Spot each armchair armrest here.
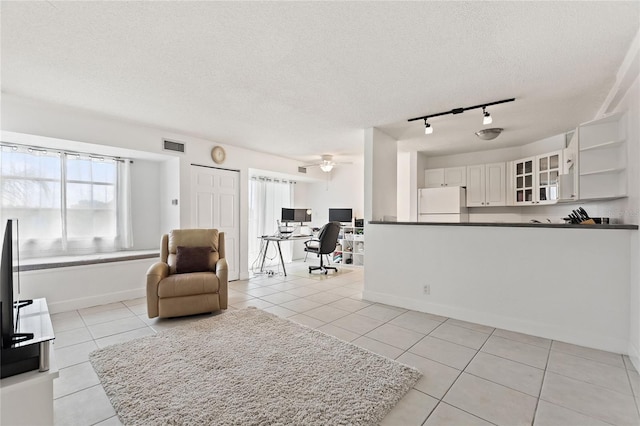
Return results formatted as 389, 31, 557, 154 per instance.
146, 262, 169, 318
215, 258, 229, 309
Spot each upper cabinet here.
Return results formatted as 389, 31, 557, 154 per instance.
513, 151, 562, 205
578, 112, 627, 200
425, 166, 466, 188
466, 163, 506, 207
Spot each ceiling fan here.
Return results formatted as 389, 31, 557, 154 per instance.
303, 155, 351, 173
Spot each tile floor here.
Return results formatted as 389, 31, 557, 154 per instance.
50, 261, 640, 426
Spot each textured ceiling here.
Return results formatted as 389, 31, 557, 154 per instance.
1, 1, 638, 162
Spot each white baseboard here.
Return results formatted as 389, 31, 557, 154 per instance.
48, 288, 146, 314
363, 290, 628, 354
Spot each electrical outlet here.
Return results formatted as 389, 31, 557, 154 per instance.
423, 284, 430, 295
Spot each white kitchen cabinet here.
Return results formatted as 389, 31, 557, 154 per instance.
578, 112, 627, 200
466, 163, 506, 207
425, 168, 445, 187
424, 166, 466, 188
513, 151, 562, 205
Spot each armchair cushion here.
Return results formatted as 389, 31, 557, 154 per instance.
176, 246, 211, 274
157, 272, 220, 298
167, 229, 220, 274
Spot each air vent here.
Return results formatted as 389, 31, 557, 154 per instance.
163, 139, 185, 153
298, 166, 307, 173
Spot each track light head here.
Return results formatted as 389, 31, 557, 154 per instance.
482, 107, 492, 125
424, 120, 433, 135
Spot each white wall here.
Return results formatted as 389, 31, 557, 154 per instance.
617, 74, 640, 366
364, 128, 397, 221
1, 94, 329, 310
295, 162, 365, 226
20, 259, 156, 313
130, 159, 162, 250
365, 223, 632, 353
425, 145, 525, 169
423, 134, 565, 169
397, 152, 411, 222
159, 157, 181, 233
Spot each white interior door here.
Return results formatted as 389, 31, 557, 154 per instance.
191, 165, 240, 281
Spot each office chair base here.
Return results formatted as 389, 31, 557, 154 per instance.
308, 265, 337, 275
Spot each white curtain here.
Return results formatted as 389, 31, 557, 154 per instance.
0, 146, 64, 257
248, 176, 294, 269
117, 160, 133, 249
0, 144, 133, 258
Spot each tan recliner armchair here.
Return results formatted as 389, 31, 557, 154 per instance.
146, 229, 228, 318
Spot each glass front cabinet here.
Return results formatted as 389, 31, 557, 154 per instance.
513, 150, 562, 205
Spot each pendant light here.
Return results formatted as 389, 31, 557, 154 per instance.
475, 128, 503, 140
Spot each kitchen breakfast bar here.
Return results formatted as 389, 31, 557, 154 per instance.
363, 221, 638, 355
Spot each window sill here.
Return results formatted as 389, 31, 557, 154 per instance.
20, 250, 159, 271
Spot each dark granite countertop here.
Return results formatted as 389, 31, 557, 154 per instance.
368, 221, 638, 230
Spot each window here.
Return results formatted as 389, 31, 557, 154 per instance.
0, 145, 133, 258
248, 176, 294, 270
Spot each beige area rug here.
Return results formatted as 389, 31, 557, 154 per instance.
89, 307, 421, 425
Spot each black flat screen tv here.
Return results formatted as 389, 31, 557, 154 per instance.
1, 219, 32, 348
329, 208, 353, 223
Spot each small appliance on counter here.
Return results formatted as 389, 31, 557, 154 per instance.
418, 187, 468, 223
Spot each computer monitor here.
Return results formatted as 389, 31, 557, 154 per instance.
281, 208, 311, 224
294, 208, 312, 223
329, 208, 352, 223
281, 208, 295, 223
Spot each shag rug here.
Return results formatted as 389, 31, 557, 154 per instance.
89, 307, 421, 425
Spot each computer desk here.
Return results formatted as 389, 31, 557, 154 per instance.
260, 234, 313, 276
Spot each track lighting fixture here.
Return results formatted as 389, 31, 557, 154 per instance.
424, 120, 433, 135
408, 98, 515, 135
482, 107, 492, 125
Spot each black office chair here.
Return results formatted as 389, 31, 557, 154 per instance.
304, 221, 341, 274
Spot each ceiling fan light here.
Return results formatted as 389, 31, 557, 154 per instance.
320, 163, 334, 172
475, 128, 504, 140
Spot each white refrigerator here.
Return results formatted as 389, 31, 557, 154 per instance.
418, 187, 469, 223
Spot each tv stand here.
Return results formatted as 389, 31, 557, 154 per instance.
1, 298, 57, 426
2, 299, 35, 347
1, 298, 55, 378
